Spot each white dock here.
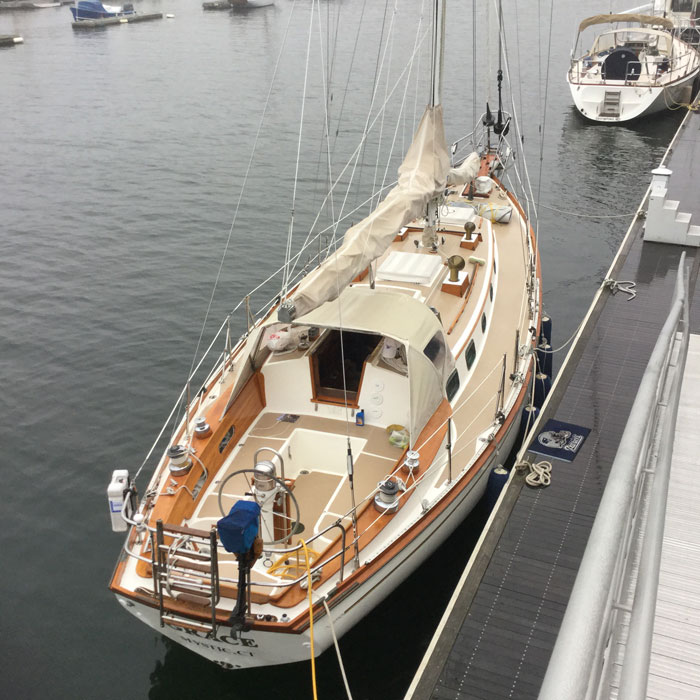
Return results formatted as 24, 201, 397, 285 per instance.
642, 334, 700, 700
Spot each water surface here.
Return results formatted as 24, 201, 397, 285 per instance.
0, 1, 683, 698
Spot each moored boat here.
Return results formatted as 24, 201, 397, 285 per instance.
108, 0, 542, 671
567, 13, 700, 122
70, 0, 133, 20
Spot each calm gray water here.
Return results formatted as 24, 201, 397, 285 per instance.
0, 1, 683, 698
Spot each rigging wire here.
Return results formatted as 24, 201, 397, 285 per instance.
331, 0, 367, 150
329, 20, 429, 261
315, 0, 339, 264
322, 599, 354, 700
288, 23, 430, 282
378, 7, 425, 196
370, 1, 399, 211
534, 0, 555, 227
309, 0, 341, 235
494, 0, 539, 231
282, 1, 316, 299
513, 0, 524, 135
355, 0, 392, 213
169, 0, 299, 441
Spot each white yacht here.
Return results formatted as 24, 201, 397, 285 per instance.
567, 13, 700, 122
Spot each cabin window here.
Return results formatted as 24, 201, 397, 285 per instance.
489, 284, 493, 301
424, 331, 447, 375
218, 426, 235, 453
311, 329, 380, 404
481, 313, 487, 333
446, 369, 460, 401
465, 340, 476, 370
493, 258, 497, 274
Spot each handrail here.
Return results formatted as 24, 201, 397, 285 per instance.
616, 261, 690, 700
538, 253, 688, 700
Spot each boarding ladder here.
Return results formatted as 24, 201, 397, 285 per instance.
153, 520, 220, 636
600, 91, 621, 118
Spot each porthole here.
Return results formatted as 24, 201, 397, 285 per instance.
465, 340, 476, 370
481, 313, 487, 333
446, 369, 460, 401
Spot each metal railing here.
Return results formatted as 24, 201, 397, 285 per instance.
538, 253, 690, 700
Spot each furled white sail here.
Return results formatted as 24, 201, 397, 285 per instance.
281, 105, 455, 321
446, 152, 480, 186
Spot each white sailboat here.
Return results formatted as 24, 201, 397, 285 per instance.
108, 0, 542, 670
631, 0, 700, 29
567, 12, 700, 122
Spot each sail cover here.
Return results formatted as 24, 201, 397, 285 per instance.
578, 14, 674, 32
283, 105, 452, 321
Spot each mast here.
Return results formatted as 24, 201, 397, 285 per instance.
430, 0, 447, 107
423, 0, 447, 251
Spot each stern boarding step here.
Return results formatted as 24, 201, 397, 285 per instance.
154, 520, 220, 635
601, 90, 621, 117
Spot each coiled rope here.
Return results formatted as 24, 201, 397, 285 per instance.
515, 458, 552, 487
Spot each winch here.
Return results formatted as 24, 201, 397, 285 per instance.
402, 450, 420, 476
167, 444, 192, 475
194, 416, 212, 438
374, 477, 402, 514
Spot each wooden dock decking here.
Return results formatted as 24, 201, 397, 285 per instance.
406, 106, 700, 700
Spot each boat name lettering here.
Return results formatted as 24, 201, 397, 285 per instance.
177, 634, 255, 656
175, 626, 259, 648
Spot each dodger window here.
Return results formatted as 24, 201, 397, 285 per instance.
311, 329, 381, 404
424, 331, 447, 375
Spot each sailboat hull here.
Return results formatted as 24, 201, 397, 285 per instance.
568, 68, 700, 123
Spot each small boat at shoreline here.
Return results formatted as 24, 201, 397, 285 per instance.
567, 13, 700, 122
70, 0, 134, 20
202, 0, 273, 11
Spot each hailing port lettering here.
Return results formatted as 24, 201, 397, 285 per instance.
175, 626, 258, 655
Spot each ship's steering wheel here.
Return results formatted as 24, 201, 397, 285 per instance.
217, 468, 301, 547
